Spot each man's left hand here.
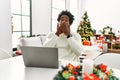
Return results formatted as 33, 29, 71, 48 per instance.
60, 21, 70, 36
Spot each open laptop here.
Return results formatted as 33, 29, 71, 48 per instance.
20, 46, 58, 68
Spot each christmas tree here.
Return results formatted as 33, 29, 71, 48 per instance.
77, 11, 94, 41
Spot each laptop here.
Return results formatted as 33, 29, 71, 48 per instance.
20, 46, 58, 68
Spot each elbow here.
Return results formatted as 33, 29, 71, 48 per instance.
71, 45, 83, 56
74, 48, 83, 56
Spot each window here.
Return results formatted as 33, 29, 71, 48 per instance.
70, 0, 78, 32
11, 0, 79, 48
11, 0, 30, 48
52, 0, 66, 31
52, 0, 79, 32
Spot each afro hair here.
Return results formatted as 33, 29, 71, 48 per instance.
57, 10, 74, 25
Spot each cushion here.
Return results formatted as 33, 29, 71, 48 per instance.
40, 35, 46, 44
19, 37, 42, 47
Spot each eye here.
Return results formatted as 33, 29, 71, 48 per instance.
65, 20, 69, 22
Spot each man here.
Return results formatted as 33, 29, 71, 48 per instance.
43, 10, 83, 61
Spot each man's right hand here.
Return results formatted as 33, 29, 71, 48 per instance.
55, 23, 62, 36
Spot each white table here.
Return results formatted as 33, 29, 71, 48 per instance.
0, 56, 120, 80
0, 56, 79, 80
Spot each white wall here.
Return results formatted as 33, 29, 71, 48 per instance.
32, 0, 52, 35
32, 0, 120, 35
0, 0, 12, 53
82, 0, 120, 34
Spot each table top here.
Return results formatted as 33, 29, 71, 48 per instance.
0, 56, 79, 80
0, 56, 120, 80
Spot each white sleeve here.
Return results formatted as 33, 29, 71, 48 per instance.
67, 33, 83, 56
43, 32, 58, 47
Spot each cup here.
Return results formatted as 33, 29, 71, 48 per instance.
82, 59, 94, 74
102, 43, 108, 53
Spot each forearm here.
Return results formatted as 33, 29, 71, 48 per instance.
43, 33, 58, 47
67, 35, 83, 56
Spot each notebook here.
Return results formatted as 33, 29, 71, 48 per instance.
20, 46, 58, 68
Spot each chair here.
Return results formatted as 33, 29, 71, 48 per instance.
94, 53, 120, 69
0, 48, 12, 60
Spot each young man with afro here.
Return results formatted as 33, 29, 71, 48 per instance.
43, 10, 83, 61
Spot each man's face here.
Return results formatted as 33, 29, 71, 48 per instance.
59, 15, 70, 26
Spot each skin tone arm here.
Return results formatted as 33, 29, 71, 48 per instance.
55, 23, 63, 36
